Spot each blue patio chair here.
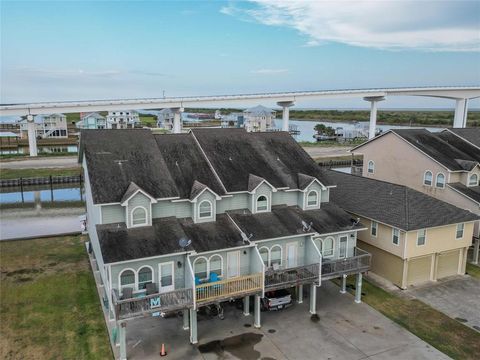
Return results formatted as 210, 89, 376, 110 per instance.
209, 272, 222, 291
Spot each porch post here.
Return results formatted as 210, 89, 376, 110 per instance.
340, 274, 347, 294
119, 322, 127, 360
254, 294, 261, 328
182, 309, 189, 330
297, 284, 303, 304
189, 309, 198, 344
309, 284, 317, 314
355, 273, 362, 304
473, 237, 480, 264
243, 295, 250, 316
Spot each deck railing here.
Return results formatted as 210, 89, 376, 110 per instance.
321, 247, 371, 280
112, 287, 193, 320
195, 273, 263, 305
265, 263, 320, 290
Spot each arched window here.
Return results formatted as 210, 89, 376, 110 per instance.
131, 206, 147, 226
259, 247, 269, 267
270, 245, 282, 267
469, 174, 479, 186
423, 171, 433, 186
322, 237, 334, 258
256, 195, 268, 212
435, 173, 445, 188
119, 269, 135, 292
138, 266, 153, 290
198, 200, 212, 218
193, 257, 208, 280
367, 160, 375, 174
307, 190, 319, 207
209, 255, 223, 277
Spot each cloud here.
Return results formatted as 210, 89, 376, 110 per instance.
251, 68, 288, 74
222, 0, 480, 52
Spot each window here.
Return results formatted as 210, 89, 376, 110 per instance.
367, 160, 375, 174
469, 174, 479, 186
371, 221, 378, 237
259, 247, 269, 267
423, 171, 433, 186
435, 173, 445, 188
209, 255, 223, 277
119, 269, 135, 292
392, 228, 400, 246
339, 236, 348, 258
256, 195, 268, 212
322, 237, 334, 257
456, 223, 464, 239
417, 229, 426, 246
307, 190, 319, 207
194, 257, 208, 280
198, 200, 212, 218
138, 266, 153, 290
131, 207, 147, 226
270, 245, 282, 266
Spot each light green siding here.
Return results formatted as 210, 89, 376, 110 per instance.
249, 183, 272, 213
272, 191, 297, 206
101, 204, 125, 224
254, 235, 311, 267
194, 191, 217, 223
321, 188, 330, 203
313, 231, 357, 260
216, 194, 249, 213
126, 192, 152, 227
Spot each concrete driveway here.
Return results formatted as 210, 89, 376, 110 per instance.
121, 281, 447, 360
405, 276, 480, 332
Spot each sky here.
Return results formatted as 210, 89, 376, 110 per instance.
1, 0, 479, 109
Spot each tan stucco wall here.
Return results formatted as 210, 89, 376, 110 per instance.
356, 215, 405, 258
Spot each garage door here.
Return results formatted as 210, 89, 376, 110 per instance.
437, 250, 460, 279
407, 256, 431, 286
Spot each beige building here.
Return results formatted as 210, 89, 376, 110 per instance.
327, 170, 478, 289
351, 128, 480, 264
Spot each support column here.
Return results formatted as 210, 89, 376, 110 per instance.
340, 274, 347, 294
453, 98, 468, 128
26, 115, 38, 157
297, 284, 303, 303
277, 101, 294, 132
189, 308, 198, 344
182, 309, 189, 330
243, 295, 250, 316
354, 273, 362, 304
254, 294, 261, 328
119, 322, 127, 360
309, 284, 317, 314
473, 237, 480, 264
363, 96, 385, 140
172, 107, 184, 134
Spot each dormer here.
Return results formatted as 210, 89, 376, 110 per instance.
297, 173, 327, 210
190, 181, 221, 223
247, 174, 277, 214
121, 182, 157, 228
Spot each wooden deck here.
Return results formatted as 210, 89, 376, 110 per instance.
265, 263, 320, 291
321, 248, 371, 280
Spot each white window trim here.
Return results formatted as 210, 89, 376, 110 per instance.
208, 254, 224, 278
256, 194, 269, 213
322, 237, 335, 258
423, 170, 433, 186
259, 246, 270, 267
367, 160, 375, 174
130, 206, 148, 228
435, 173, 446, 189
270, 244, 283, 266
456, 223, 464, 240
198, 199, 213, 219
416, 229, 427, 247
468, 174, 479, 187
193, 256, 209, 281
118, 268, 136, 293
306, 190, 319, 207
371, 220, 378, 238
137, 265, 154, 291
339, 235, 348, 258
158, 261, 175, 290
392, 228, 400, 246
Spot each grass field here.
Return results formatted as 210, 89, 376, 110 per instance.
0, 167, 81, 180
0, 236, 112, 360
336, 277, 480, 360
466, 263, 480, 280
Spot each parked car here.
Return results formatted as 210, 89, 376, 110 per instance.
262, 289, 292, 311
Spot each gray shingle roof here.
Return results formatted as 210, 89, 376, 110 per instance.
445, 128, 480, 148
244, 105, 274, 116
248, 174, 265, 192
326, 170, 478, 231
121, 182, 144, 204
448, 182, 480, 204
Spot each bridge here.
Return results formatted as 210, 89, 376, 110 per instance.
1, 86, 479, 156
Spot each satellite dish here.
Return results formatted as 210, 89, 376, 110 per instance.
179, 238, 192, 249
241, 232, 253, 243
351, 218, 360, 227
302, 220, 313, 232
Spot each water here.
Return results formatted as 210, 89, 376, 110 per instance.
273, 119, 443, 143
0, 144, 78, 155
0, 184, 85, 240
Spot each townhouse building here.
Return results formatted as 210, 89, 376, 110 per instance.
19, 113, 68, 139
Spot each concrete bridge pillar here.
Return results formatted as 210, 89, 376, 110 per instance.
277, 101, 294, 132
453, 98, 468, 128
27, 114, 38, 157
172, 107, 184, 134
364, 97, 385, 140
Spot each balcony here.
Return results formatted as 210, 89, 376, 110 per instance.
321, 247, 371, 280
265, 263, 320, 291
112, 287, 193, 321
195, 273, 263, 306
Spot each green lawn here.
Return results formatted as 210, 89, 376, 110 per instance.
139, 115, 157, 127
0, 236, 112, 359
334, 277, 480, 360
0, 167, 81, 180
466, 263, 480, 279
